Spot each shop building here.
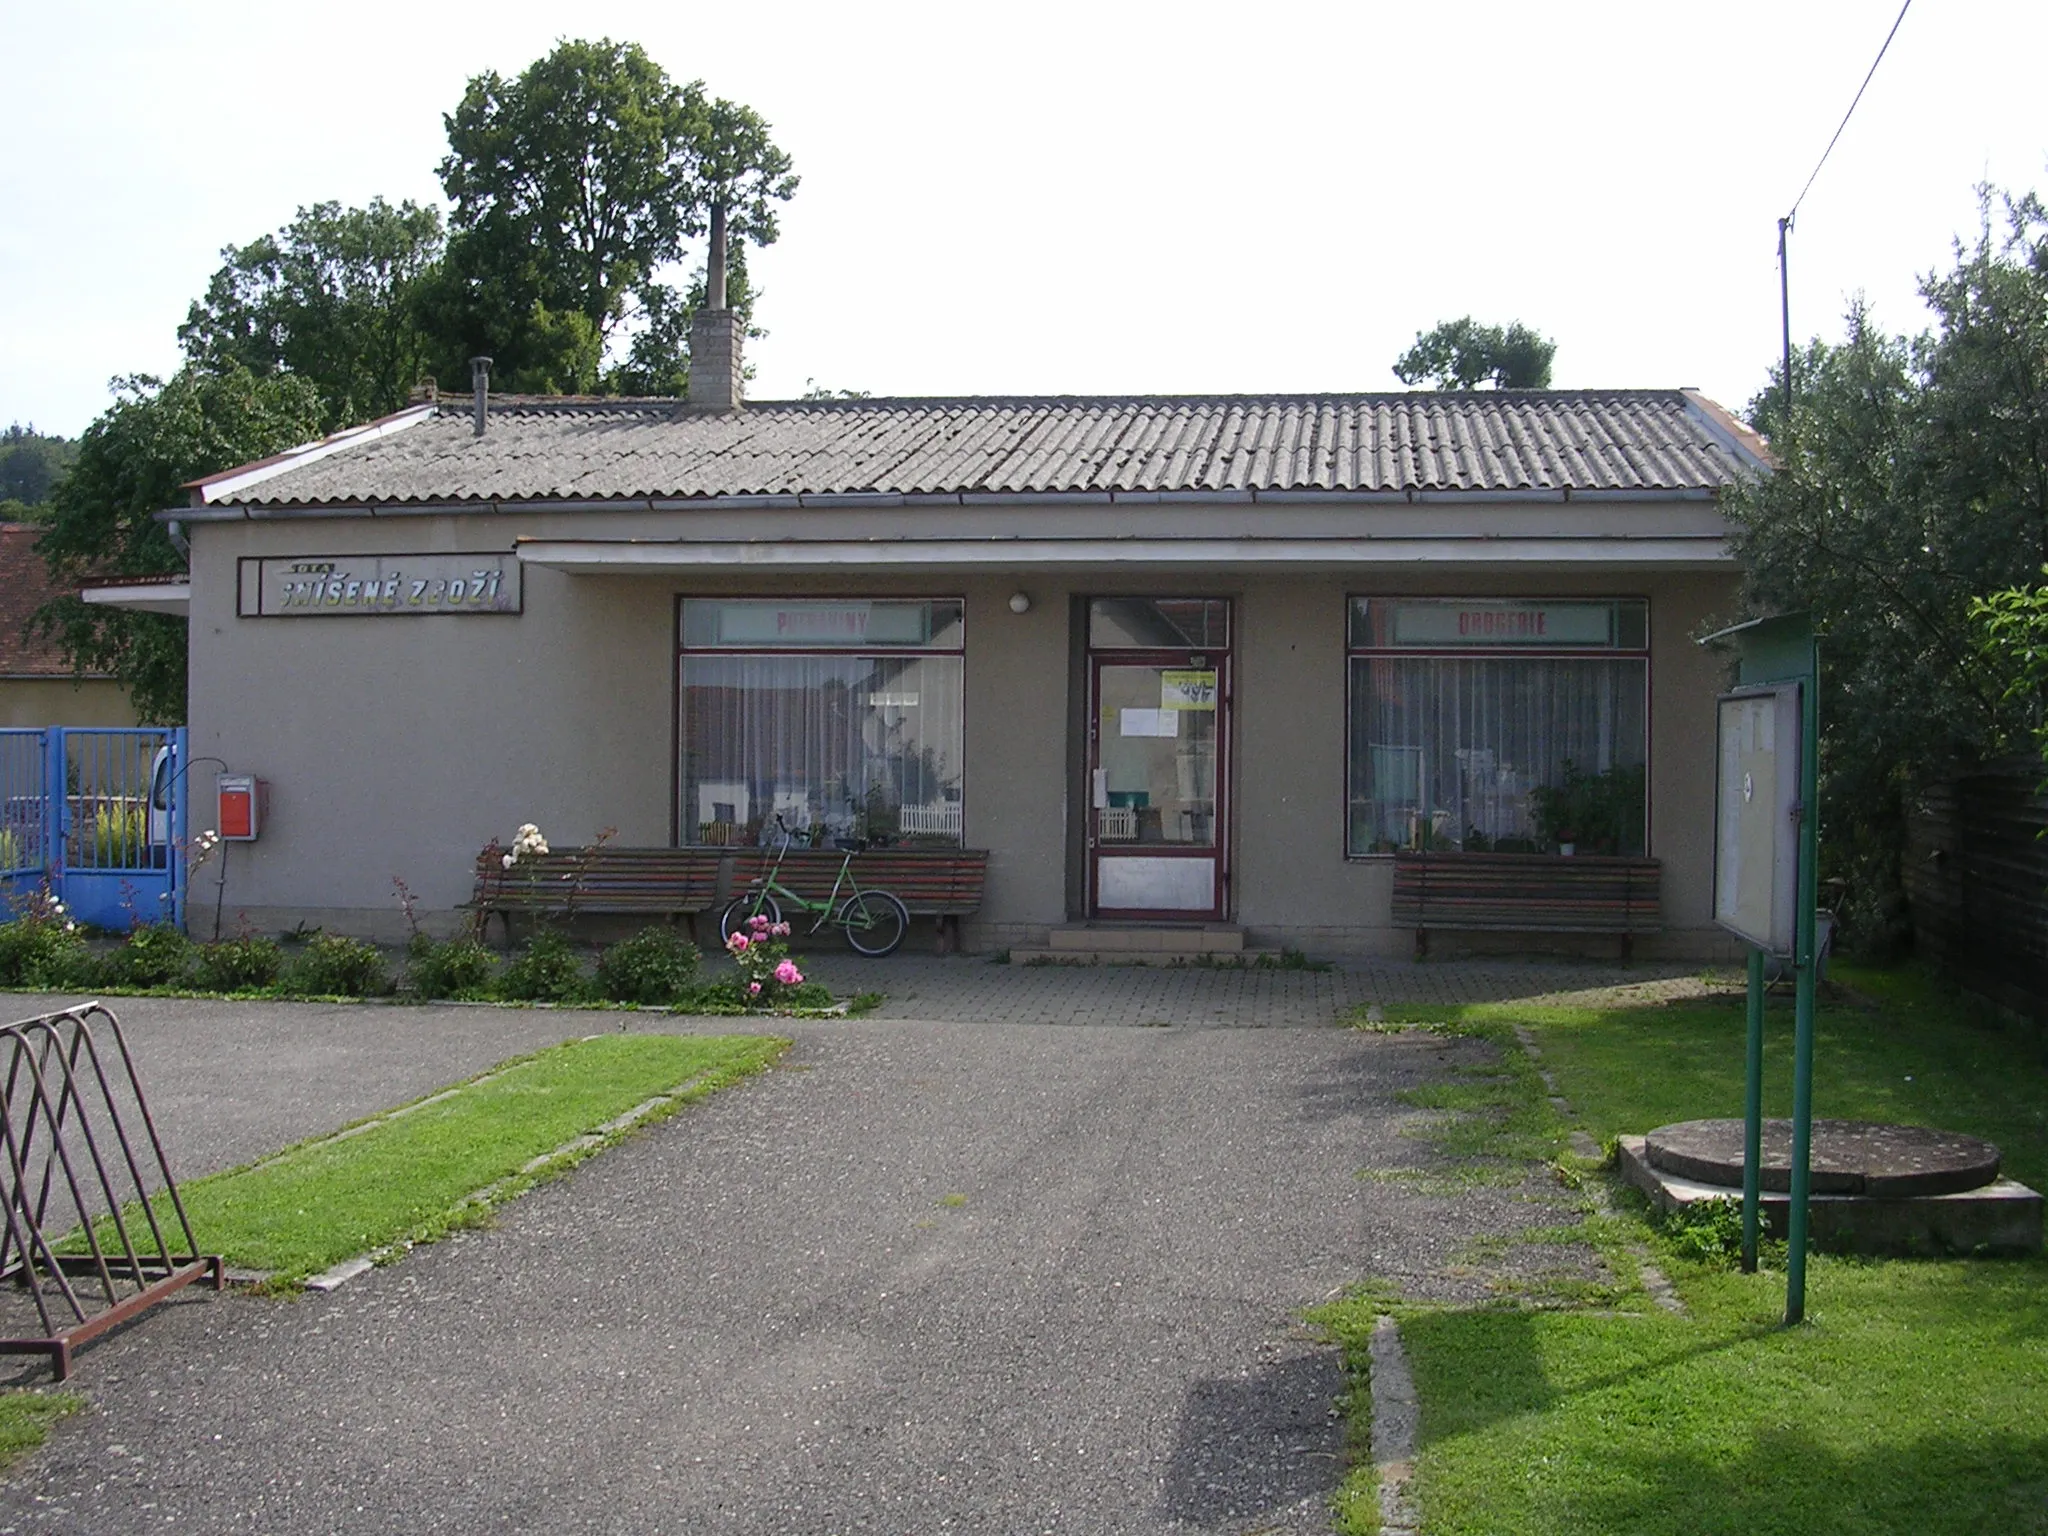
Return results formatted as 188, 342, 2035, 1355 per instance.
145, 371, 1767, 957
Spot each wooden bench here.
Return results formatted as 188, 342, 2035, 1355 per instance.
1392, 851, 1662, 958
469, 845, 990, 951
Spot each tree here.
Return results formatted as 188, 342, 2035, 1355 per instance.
433, 39, 797, 393
1973, 572, 2048, 764
1724, 188, 2048, 952
1393, 317, 1556, 390
34, 368, 324, 722
0, 424, 77, 511
178, 199, 445, 431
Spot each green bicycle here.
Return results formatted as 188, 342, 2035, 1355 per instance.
718, 818, 910, 958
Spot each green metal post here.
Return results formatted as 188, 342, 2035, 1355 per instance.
1742, 945, 1765, 1273
1785, 663, 1821, 1324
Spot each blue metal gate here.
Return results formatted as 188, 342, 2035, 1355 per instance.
0, 727, 187, 933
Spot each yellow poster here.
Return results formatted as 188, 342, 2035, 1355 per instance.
1160, 670, 1218, 710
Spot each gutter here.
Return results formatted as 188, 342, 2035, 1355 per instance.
161, 484, 1725, 524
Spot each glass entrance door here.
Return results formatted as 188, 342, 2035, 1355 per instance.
1087, 614, 1228, 918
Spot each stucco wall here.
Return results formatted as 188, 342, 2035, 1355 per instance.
187, 510, 1739, 955
0, 678, 139, 729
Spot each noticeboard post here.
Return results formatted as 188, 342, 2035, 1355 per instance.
1700, 613, 1820, 1325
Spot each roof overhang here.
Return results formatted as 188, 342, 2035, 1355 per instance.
82, 579, 191, 616
515, 534, 1734, 575
184, 404, 436, 505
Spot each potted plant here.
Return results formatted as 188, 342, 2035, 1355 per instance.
1529, 761, 1646, 856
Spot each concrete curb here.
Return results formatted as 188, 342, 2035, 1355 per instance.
298, 1064, 722, 1294
1512, 1024, 1685, 1314
1369, 1314, 1420, 1536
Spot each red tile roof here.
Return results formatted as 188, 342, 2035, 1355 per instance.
0, 523, 105, 678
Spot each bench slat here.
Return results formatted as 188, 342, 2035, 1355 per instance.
1391, 851, 1662, 936
471, 846, 989, 919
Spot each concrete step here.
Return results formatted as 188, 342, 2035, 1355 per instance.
1044, 923, 1246, 955
1009, 945, 1289, 968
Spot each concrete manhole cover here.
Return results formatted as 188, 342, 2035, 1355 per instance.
1644, 1118, 2001, 1198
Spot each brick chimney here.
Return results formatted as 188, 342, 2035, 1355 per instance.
686, 203, 743, 413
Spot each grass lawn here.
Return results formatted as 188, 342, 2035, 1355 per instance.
109, 1032, 785, 1289
0, 1392, 80, 1474
1317, 964, 2048, 1535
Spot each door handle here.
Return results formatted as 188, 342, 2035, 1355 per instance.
1091, 768, 1108, 809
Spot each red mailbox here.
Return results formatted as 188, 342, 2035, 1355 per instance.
218, 774, 264, 841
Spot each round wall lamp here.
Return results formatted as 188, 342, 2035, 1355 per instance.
1008, 592, 1032, 614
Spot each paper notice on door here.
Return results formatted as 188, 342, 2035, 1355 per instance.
1119, 708, 1179, 738
1160, 670, 1218, 710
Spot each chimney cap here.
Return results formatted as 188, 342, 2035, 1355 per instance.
470, 357, 492, 437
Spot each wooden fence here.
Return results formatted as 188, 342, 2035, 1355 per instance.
1904, 764, 2048, 1019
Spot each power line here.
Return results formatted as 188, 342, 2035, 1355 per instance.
1778, 0, 1914, 419
1786, 0, 1914, 227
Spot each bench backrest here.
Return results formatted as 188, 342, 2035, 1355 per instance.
1392, 851, 1662, 933
473, 845, 989, 914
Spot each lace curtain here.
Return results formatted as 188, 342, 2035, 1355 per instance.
680, 654, 965, 846
1347, 656, 1647, 854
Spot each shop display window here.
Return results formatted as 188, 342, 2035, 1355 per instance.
679, 600, 965, 847
1346, 598, 1648, 857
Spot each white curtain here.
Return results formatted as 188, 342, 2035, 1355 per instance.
1348, 657, 1646, 854
680, 655, 964, 845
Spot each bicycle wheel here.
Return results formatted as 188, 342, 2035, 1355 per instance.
719, 891, 782, 946
838, 890, 909, 957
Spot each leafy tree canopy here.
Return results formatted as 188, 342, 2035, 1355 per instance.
34, 368, 323, 722
0, 424, 77, 508
1393, 316, 1556, 389
1725, 187, 2048, 952
178, 199, 445, 432
433, 38, 796, 394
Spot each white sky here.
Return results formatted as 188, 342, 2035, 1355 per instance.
4, 0, 2044, 437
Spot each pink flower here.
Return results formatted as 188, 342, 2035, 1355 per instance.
726, 932, 750, 952
748, 981, 762, 996
748, 914, 771, 931
772, 922, 792, 937
774, 959, 804, 987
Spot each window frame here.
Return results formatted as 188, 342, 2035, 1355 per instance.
673, 595, 968, 849
1343, 595, 1653, 861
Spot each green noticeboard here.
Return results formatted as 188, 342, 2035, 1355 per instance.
1698, 612, 1821, 1326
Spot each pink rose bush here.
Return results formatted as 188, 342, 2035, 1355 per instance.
725, 913, 815, 1008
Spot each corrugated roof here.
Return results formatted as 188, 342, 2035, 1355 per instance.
202, 390, 1770, 508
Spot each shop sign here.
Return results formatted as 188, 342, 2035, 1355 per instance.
238, 554, 520, 617
1160, 670, 1218, 710
1387, 600, 1617, 648
711, 601, 929, 647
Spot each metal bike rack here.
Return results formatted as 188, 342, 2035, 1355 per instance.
0, 1003, 221, 1380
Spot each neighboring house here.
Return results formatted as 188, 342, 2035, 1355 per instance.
95, 315, 1770, 955
0, 523, 139, 728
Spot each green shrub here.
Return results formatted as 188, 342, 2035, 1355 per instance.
281, 933, 391, 997
0, 888, 95, 987
594, 926, 701, 1004
405, 933, 498, 1000
89, 802, 146, 867
107, 921, 195, 987
495, 928, 592, 1003
191, 934, 284, 992
1660, 1195, 1746, 1264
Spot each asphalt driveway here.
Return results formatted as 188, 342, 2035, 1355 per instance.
0, 980, 1591, 1533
